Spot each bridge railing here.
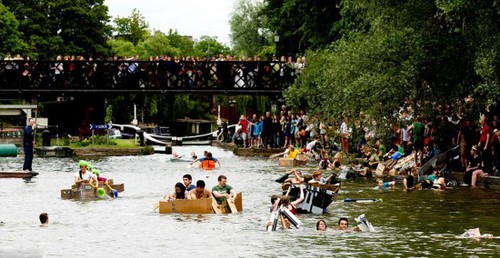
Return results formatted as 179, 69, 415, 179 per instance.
0, 60, 297, 94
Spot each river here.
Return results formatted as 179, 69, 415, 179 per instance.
1, 145, 500, 257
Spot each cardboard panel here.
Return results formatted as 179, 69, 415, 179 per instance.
279, 158, 295, 167
159, 198, 214, 214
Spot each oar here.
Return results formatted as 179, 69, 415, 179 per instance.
339, 198, 383, 203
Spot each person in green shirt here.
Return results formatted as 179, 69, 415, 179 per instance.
375, 138, 386, 159
212, 175, 236, 204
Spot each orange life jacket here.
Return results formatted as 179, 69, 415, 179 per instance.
199, 159, 216, 170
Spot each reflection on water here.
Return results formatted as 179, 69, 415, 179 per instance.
1, 146, 500, 257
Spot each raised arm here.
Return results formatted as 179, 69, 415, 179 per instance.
291, 185, 305, 206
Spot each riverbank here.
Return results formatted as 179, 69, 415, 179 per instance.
212, 140, 284, 157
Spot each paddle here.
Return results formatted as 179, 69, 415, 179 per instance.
88, 181, 106, 198
267, 198, 281, 232
212, 197, 222, 214
226, 195, 238, 213
339, 198, 383, 203
105, 183, 118, 198
153, 195, 168, 211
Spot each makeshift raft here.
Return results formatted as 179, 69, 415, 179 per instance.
284, 183, 340, 214
0, 171, 38, 179
159, 192, 243, 214
60, 180, 124, 200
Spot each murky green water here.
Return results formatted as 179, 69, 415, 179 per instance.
1, 146, 500, 257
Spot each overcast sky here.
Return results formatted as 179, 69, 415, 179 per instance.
104, 0, 239, 46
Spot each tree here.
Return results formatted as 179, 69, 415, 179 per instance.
194, 36, 231, 58
286, 0, 499, 134
113, 8, 149, 46
136, 31, 181, 59
3, 0, 111, 59
229, 0, 272, 57
0, 3, 27, 54
260, 0, 342, 56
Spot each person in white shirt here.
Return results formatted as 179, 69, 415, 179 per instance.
74, 160, 98, 186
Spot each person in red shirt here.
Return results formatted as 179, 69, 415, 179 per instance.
478, 115, 492, 174
238, 115, 250, 148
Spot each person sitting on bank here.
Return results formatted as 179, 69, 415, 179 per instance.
212, 175, 236, 204
188, 180, 212, 199
74, 160, 98, 186
168, 182, 186, 201
183, 174, 196, 195
190, 152, 197, 160
316, 219, 328, 231
334, 217, 360, 232
39, 213, 48, 226
358, 147, 378, 177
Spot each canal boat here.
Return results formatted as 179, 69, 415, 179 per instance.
60, 180, 125, 200
158, 192, 243, 214
0, 171, 39, 179
284, 183, 340, 214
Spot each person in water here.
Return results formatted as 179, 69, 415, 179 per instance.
334, 218, 360, 232
316, 219, 328, 231
39, 213, 48, 226
190, 152, 221, 168
376, 179, 395, 190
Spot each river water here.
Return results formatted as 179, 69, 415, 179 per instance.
1, 145, 500, 257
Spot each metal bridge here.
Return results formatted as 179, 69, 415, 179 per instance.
0, 60, 297, 95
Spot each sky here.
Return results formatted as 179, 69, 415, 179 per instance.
104, 0, 239, 46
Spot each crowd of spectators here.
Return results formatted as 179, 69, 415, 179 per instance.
227, 96, 500, 181
0, 52, 306, 90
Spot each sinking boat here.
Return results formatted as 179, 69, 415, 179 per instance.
159, 192, 243, 214
284, 183, 340, 214
60, 179, 125, 200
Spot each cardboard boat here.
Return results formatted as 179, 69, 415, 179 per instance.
60, 179, 125, 200
159, 192, 243, 214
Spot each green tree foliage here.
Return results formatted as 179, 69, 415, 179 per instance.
113, 8, 149, 46
260, 0, 342, 56
194, 36, 231, 58
0, 3, 27, 54
230, 0, 273, 57
136, 31, 181, 59
3, 0, 111, 59
285, 0, 499, 129
106, 39, 136, 57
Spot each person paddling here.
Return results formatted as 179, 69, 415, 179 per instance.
74, 160, 98, 187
